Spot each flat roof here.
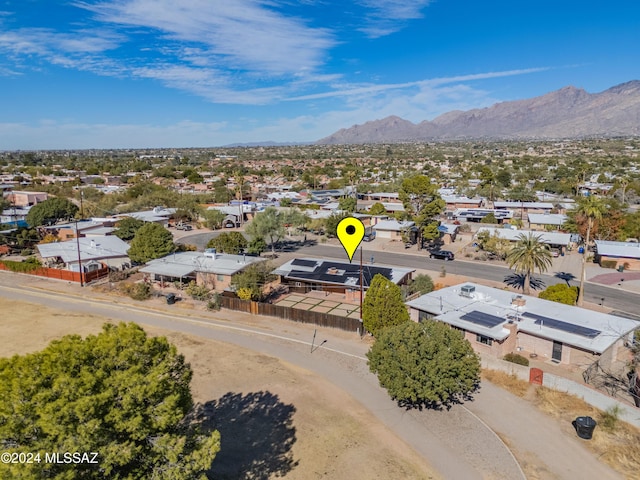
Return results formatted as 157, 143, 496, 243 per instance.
273, 257, 414, 289
407, 283, 637, 353
37, 236, 130, 263
477, 227, 571, 245
595, 240, 640, 259
142, 251, 266, 277
527, 213, 567, 225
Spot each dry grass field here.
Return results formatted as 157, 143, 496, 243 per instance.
0, 298, 438, 480
482, 369, 640, 479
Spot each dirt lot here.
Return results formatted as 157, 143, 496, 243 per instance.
0, 297, 438, 480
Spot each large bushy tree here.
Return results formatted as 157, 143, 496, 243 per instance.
207, 231, 248, 254
538, 283, 578, 305
113, 217, 145, 241
367, 321, 480, 408
399, 175, 445, 248
245, 207, 285, 255
231, 262, 274, 301
362, 274, 410, 336
127, 222, 175, 263
0, 323, 220, 479
26, 198, 78, 227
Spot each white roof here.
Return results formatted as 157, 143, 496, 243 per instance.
373, 220, 414, 231
494, 202, 554, 209
595, 240, 640, 259
477, 227, 571, 246
37, 236, 130, 263
527, 213, 567, 226
140, 251, 266, 277
407, 283, 637, 353
115, 207, 176, 222
443, 195, 482, 205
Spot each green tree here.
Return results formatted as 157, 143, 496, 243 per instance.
202, 209, 226, 230
128, 222, 175, 263
369, 202, 387, 215
0, 323, 220, 479
247, 236, 267, 255
399, 175, 445, 249
476, 230, 511, 260
362, 274, 410, 337
505, 233, 553, 295
538, 284, 579, 305
573, 196, 607, 306
324, 212, 349, 238
338, 196, 357, 213
113, 217, 145, 241
480, 212, 498, 224
245, 207, 285, 255
367, 321, 480, 408
404, 274, 434, 298
26, 198, 79, 227
231, 262, 274, 301
206, 232, 247, 254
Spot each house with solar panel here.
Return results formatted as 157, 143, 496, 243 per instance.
406, 283, 637, 372
272, 258, 415, 303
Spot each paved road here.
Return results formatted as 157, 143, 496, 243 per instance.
0, 275, 622, 480
301, 243, 640, 316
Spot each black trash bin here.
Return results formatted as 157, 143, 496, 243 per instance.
575, 416, 597, 439
166, 293, 176, 305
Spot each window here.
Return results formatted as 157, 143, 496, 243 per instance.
476, 334, 493, 346
418, 310, 432, 322
216, 274, 224, 282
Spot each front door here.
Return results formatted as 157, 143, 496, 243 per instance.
552, 341, 563, 362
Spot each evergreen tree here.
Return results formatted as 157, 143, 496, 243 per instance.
505, 232, 553, 295
207, 231, 248, 254
362, 274, 410, 336
367, 321, 480, 408
26, 198, 78, 227
0, 323, 220, 479
127, 222, 175, 263
113, 217, 145, 241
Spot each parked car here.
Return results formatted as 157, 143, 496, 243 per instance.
176, 224, 193, 231
363, 233, 375, 242
429, 250, 455, 261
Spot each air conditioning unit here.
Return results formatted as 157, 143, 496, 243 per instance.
460, 285, 475, 297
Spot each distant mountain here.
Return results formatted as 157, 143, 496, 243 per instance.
221, 141, 310, 147
317, 81, 640, 144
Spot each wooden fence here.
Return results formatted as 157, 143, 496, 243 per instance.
0, 263, 110, 284
219, 296, 362, 332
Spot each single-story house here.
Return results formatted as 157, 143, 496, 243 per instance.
453, 208, 513, 223
273, 257, 414, 302
373, 220, 416, 241
443, 195, 483, 210
140, 249, 267, 292
595, 240, 640, 271
528, 213, 567, 231
37, 235, 131, 271
407, 283, 637, 372
357, 192, 401, 203
41, 219, 116, 240
114, 207, 177, 227
476, 227, 572, 250
4, 191, 48, 207
438, 223, 459, 244
0, 206, 31, 225
494, 201, 554, 217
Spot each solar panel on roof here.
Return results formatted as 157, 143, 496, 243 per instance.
460, 311, 505, 328
522, 312, 601, 338
291, 259, 317, 267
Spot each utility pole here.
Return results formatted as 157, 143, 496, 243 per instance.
75, 219, 83, 287
359, 245, 364, 336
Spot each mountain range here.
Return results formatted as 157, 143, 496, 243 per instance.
316, 81, 640, 144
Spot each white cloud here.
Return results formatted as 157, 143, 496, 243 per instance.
286, 67, 550, 101
77, 0, 335, 75
356, 0, 431, 37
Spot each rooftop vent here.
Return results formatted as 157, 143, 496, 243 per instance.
204, 248, 217, 260
511, 295, 526, 307
460, 285, 475, 297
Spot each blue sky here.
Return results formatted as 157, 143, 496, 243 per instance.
0, 0, 639, 149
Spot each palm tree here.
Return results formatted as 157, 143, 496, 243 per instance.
506, 233, 553, 295
574, 196, 607, 306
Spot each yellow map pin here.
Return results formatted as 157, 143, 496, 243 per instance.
336, 217, 365, 262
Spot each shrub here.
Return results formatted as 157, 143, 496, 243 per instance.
20, 249, 34, 256
538, 284, 578, 305
0, 258, 41, 273
207, 293, 221, 311
119, 282, 152, 301
185, 281, 211, 301
599, 405, 621, 432
600, 259, 618, 269
503, 352, 530, 366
